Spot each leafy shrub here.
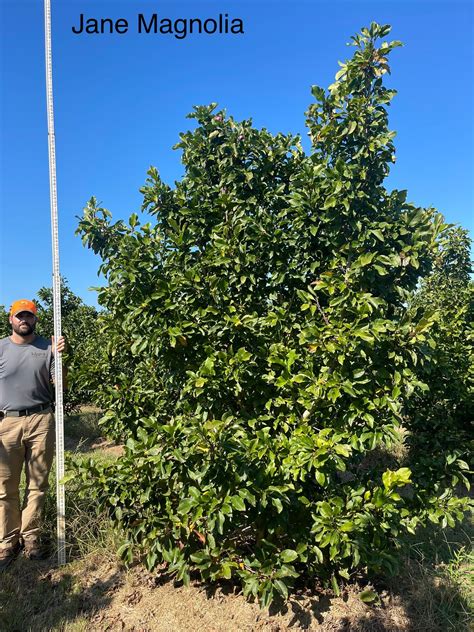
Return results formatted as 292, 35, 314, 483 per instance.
74, 23, 472, 606
405, 227, 473, 508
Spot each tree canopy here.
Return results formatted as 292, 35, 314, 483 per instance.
74, 23, 472, 605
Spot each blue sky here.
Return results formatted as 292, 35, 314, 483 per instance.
1, 0, 473, 308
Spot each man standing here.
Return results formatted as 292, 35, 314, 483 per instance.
0, 299, 65, 570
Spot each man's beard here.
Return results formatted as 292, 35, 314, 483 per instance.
12, 322, 36, 337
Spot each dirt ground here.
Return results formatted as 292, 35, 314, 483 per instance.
1, 511, 471, 632
80, 563, 410, 632
1, 552, 418, 632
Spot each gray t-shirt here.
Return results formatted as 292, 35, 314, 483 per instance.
0, 335, 54, 411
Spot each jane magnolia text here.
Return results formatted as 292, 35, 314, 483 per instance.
71, 13, 245, 38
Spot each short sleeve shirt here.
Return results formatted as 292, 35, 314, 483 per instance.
0, 335, 53, 410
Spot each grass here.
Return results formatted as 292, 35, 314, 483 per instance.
396, 523, 473, 631
24, 407, 120, 562
0, 410, 472, 631
63, 406, 103, 452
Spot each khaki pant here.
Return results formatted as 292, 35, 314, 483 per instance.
0, 410, 54, 550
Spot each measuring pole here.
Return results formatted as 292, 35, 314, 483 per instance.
44, 0, 66, 566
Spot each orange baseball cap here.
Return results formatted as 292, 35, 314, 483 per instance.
10, 299, 37, 316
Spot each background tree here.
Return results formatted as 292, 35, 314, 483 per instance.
0, 306, 9, 338
74, 23, 472, 605
405, 227, 473, 509
34, 279, 100, 413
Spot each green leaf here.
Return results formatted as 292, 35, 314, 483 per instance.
230, 495, 246, 511
347, 121, 357, 134
272, 497, 283, 513
280, 549, 298, 563
323, 196, 337, 209
220, 563, 232, 579
260, 581, 274, 609
117, 542, 132, 560
178, 498, 194, 514
360, 589, 380, 604
340, 521, 355, 532
190, 551, 210, 564
243, 577, 259, 598
357, 252, 375, 267
320, 501, 332, 518
313, 546, 324, 564
382, 467, 411, 490
371, 229, 384, 241
274, 579, 289, 599
334, 444, 351, 457
315, 471, 326, 486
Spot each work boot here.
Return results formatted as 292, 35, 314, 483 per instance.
0, 542, 22, 572
22, 538, 51, 561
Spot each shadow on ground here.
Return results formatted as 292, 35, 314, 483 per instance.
347, 522, 473, 632
63, 408, 104, 453
0, 524, 471, 632
0, 554, 122, 632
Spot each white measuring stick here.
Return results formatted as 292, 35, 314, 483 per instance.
44, 0, 66, 566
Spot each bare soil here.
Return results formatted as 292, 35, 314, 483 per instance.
4, 553, 414, 632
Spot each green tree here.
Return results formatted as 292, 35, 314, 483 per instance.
0, 306, 10, 338
74, 23, 471, 605
405, 227, 473, 504
34, 280, 100, 413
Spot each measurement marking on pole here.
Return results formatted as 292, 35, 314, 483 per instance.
44, 0, 66, 566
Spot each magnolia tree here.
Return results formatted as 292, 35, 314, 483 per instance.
75, 23, 471, 605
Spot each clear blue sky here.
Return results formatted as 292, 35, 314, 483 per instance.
1, 0, 473, 308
